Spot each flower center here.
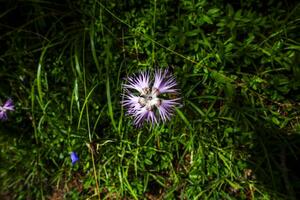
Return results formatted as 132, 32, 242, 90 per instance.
138, 87, 160, 111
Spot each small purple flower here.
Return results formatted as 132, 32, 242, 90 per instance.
122, 69, 180, 126
0, 99, 14, 121
70, 152, 79, 165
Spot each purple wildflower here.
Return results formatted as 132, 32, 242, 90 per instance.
0, 99, 14, 121
122, 69, 180, 126
70, 152, 79, 165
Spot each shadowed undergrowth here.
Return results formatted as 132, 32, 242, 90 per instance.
0, 0, 300, 199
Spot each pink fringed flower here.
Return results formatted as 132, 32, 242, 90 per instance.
122, 69, 180, 126
0, 99, 14, 121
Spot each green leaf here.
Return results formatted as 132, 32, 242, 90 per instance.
186, 29, 201, 37
202, 15, 213, 24
207, 8, 220, 16
211, 71, 233, 84
224, 83, 235, 100
272, 117, 280, 126
175, 108, 192, 129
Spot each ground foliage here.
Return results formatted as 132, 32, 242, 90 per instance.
0, 0, 300, 199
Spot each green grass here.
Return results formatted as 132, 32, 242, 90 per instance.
1, 0, 300, 199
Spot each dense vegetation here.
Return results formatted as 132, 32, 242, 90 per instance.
1, 0, 300, 199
